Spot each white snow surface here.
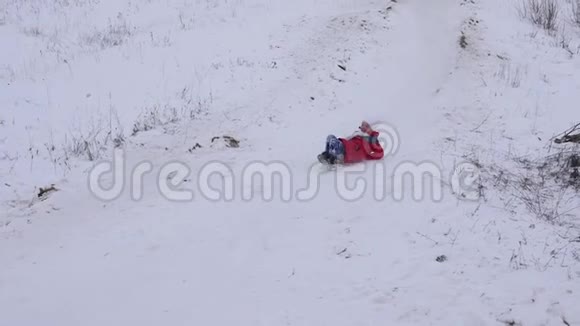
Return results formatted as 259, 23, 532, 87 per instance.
1, 0, 580, 325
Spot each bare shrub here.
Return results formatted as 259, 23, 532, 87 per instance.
132, 87, 210, 136
571, 0, 580, 26
65, 128, 124, 161
558, 31, 574, 56
519, 0, 560, 31
132, 106, 179, 136
178, 11, 195, 30
83, 14, 133, 50
22, 26, 43, 37
66, 129, 106, 161
495, 62, 524, 88
471, 147, 580, 224
65, 107, 125, 161
150, 31, 172, 48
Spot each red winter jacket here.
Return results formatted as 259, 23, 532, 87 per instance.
340, 131, 384, 164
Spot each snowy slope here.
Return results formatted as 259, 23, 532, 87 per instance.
1, 0, 580, 325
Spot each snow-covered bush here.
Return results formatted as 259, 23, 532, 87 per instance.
519, 0, 560, 31
469, 146, 580, 224
65, 109, 125, 161
131, 88, 210, 136
571, 0, 580, 26
132, 106, 179, 136
82, 14, 134, 50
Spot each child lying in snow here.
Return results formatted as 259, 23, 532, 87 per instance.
318, 121, 385, 165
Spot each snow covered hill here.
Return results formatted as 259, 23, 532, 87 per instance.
1, 0, 580, 325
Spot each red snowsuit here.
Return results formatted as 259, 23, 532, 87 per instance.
340, 131, 384, 164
